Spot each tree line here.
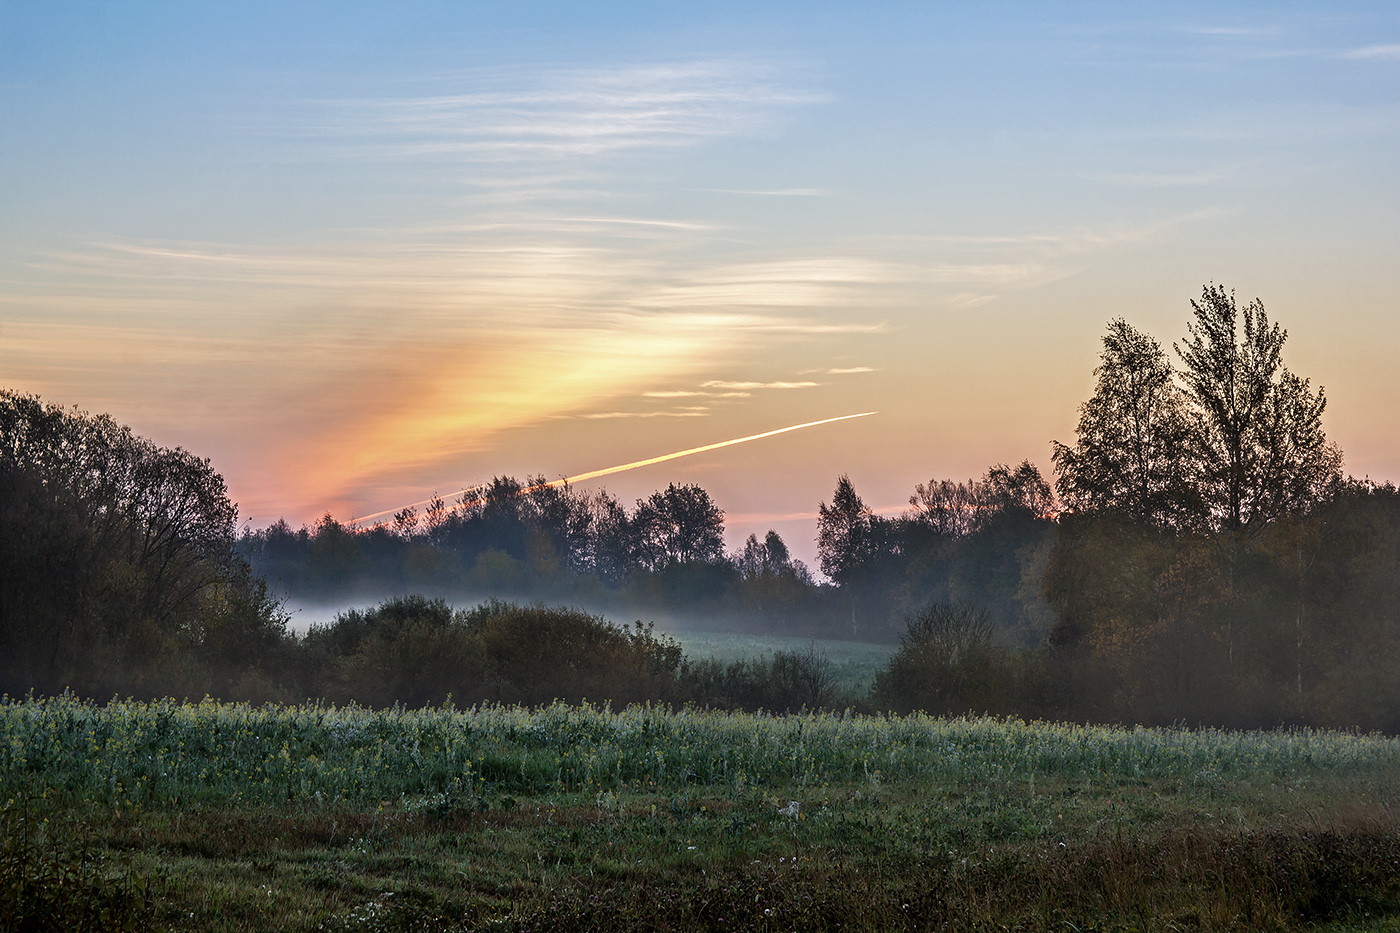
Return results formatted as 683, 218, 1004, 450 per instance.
239, 478, 837, 634
6, 284, 1400, 729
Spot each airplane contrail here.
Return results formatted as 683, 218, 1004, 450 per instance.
351, 411, 877, 525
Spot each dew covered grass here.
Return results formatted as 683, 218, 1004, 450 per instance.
6, 694, 1400, 931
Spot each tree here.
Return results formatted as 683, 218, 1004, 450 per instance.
587, 490, 635, 584
0, 390, 278, 695
632, 483, 726, 570
1175, 285, 1342, 533
1053, 318, 1198, 527
817, 475, 872, 586
907, 478, 984, 538
736, 529, 798, 580
910, 461, 1055, 539
982, 461, 1056, 518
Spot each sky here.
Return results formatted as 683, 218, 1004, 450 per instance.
3, 2, 1398, 567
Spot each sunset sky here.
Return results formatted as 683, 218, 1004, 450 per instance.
3, 2, 1398, 566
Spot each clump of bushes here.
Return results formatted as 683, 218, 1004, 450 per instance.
873, 601, 1072, 717
681, 645, 837, 712
298, 596, 854, 712
305, 597, 685, 708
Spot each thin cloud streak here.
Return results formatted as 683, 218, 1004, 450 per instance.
1343, 43, 1400, 60
280, 61, 824, 161
701, 380, 819, 390
581, 410, 709, 419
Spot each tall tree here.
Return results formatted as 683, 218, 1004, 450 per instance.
1175, 285, 1341, 533
632, 483, 726, 569
907, 478, 984, 538
818, 475, 882, 635
817, 475, 872, 586
982, 461, 1056, 518
1053, 318, 1198, 527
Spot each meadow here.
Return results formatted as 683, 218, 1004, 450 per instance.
661, 630, 897, 697
5, 695, 1400, 932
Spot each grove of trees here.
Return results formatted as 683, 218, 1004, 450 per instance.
0, 390, 285, 699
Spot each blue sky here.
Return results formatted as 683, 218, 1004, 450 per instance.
2, 2, 1397, 563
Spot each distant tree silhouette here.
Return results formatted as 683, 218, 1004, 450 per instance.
632, 483, 726, 569
1054, 288, 1341, 534
1053, 318, 1198, 527
1175, 285, 1342, 533
817, 475, 871, 585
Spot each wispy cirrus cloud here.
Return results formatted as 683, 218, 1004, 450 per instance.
637, 257, 897, 310
582, 408, 710, 420
701, 380, 819, 390
282, 61, 823, 161
706, 188, 831, 197
1343, 43, 1400, 60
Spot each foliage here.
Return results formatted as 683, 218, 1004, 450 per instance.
0, 796, 155, 932
1053, 318, 1199, 527
631, 482, 726, 570
0, 390, 286, 698
1177, 285, 1342, 533
304, 598, 685, 709
873, 603, 1016, 715
1054, 286, 1342, 536
817, 474, 875, 587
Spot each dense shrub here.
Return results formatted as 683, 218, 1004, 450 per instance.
873, 602, 1015, 715
681, 646, 838, 712
305, 597, 684, 708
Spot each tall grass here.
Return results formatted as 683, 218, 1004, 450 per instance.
6, 693, 1397, 810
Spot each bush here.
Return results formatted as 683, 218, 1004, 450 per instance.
306, 598, 685, 708
464, 601, 683, 707
873, 602, 1014, 715
680, 646, 838, 712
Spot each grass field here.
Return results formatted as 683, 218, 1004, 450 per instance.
5, 694, 1400, 932
661, 630, 897, 697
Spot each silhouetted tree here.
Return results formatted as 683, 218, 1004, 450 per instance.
818, 475, 872, 586
0, 389, 280, 695
587, 490, 635, 585
1175, 285, 1342, 533
1054, 319, 1199, 527
982, 461, 1056, 518
907, 478, 985, 539
632, 483, 726, 570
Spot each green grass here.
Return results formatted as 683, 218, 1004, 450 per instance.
6, 695, 1400, 931
661, 630, 897, 696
